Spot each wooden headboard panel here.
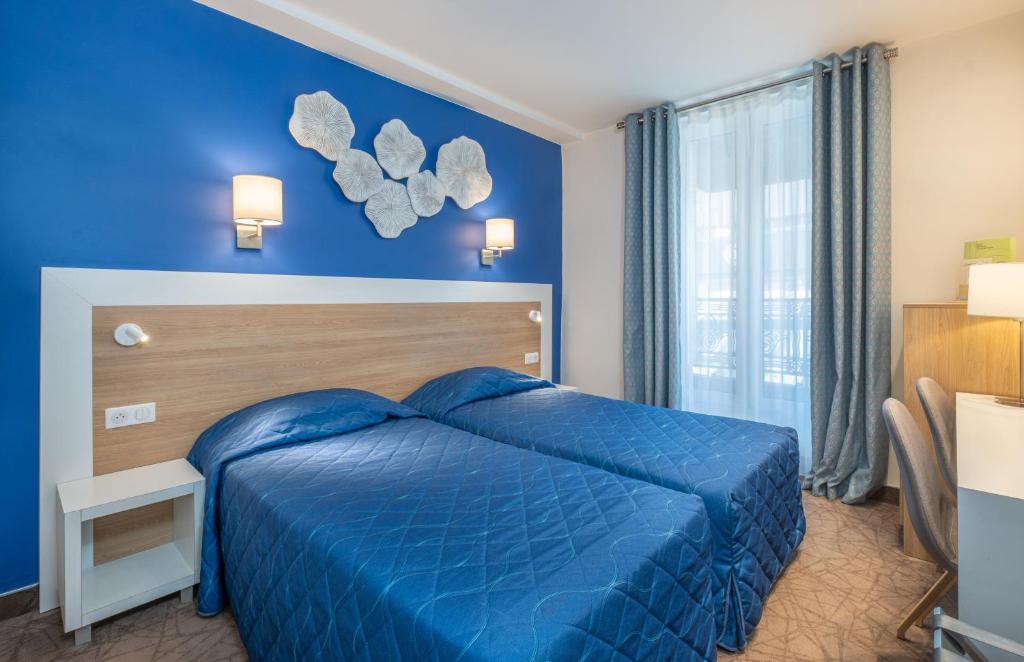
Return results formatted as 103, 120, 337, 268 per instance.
91, 302, 541, 563
38, 268, 551, 612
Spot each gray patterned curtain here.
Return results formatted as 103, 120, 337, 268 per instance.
803, 44, 892, 503
623, 104, 681, 408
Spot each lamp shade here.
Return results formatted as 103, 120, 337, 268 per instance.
485, 218, 515, 250
968, 263, 1024, 319
233, 175, 283, 226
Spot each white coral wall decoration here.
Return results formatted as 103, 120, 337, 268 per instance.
288, 91, 355, 161
333, 149, 385, 203
288, 90, 494, 235
374, 119, 426, 180
407, 171, 446, 218
436, 136, 492, 209
364, 180, 418, 238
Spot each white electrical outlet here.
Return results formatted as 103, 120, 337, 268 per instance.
524, 351, 539, 365
105, 402, 157, 429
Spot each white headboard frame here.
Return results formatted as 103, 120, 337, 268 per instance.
38, 267, 552, 612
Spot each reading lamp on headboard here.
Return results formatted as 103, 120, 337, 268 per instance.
113, 323, 149, 347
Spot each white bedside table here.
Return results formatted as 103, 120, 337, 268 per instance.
56, 459, 204, 645
554, 384, 579, 392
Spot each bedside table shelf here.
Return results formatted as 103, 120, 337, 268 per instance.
81, 542, 194, 625
57, 459, 204, 645
58, 460, 202, 520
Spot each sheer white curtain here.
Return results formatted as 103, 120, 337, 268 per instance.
678, 79, 812, 470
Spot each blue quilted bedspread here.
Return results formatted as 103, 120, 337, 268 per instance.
404, 369, 807, 651
188, 389, 719, 661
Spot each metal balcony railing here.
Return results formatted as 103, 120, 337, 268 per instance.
690, 296, 810, 389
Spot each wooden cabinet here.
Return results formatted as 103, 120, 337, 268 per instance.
900, 303, 1020, 560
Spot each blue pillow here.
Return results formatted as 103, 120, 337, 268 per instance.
403, 367, 553, 419
188, 388, 421, 477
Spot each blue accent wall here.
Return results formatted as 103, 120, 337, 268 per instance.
0, 0, 561, 594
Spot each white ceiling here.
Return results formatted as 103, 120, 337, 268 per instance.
200, 0, 1023, 142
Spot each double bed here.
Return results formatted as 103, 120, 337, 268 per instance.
188, 388, 719, 661
403, 368, 807, 651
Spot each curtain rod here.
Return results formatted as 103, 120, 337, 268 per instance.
615, 47, 898, 130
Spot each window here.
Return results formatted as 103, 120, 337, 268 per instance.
678, 79, 812, 470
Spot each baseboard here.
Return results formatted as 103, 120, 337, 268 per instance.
870, 485, 900, 505
798, 475, 899, 505
0, 584, 38, 622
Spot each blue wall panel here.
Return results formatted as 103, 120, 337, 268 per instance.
0, 0, 561, 593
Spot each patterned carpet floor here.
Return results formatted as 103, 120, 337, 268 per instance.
725, 493, 950, 661
0, 493, 946, 661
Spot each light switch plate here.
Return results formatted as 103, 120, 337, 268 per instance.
105, 402, 157, 429
524, 351, 539, 365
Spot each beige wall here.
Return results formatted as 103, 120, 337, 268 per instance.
888, 10, 1024, 483
561, 125, 626, 399
561, 12, 1024, 485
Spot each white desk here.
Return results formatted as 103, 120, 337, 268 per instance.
956, 393, 1024, 659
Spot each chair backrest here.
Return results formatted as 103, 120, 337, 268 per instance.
916, 377, 957, 495
882, 398, 957, 573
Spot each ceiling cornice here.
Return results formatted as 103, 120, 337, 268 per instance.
195, 0, 585, 143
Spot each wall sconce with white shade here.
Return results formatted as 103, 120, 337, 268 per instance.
113, 323, 149, 347
529, 310, 542, 323
481, 218, 514, 266
968, 262, 1024, 407
233, 175, 283, 249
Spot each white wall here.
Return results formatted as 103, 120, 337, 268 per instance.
561, 125, 625, 398
889, 11, 1024, 483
